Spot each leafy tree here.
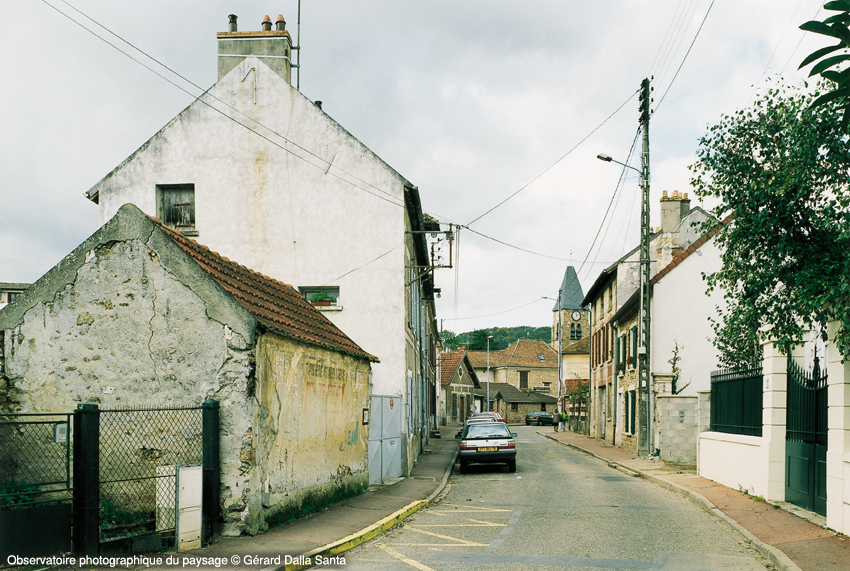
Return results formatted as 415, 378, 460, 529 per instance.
440, 329, 459, 350
689, 81, 850, 365
799, 1, 850, 129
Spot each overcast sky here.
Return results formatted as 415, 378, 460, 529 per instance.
0, 0, 827, 333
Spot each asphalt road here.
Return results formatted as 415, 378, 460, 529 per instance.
335, 425, 773, 571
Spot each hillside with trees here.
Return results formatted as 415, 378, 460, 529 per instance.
440, 326, 550, 352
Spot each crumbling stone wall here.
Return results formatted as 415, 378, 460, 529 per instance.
0, 237, 258, 531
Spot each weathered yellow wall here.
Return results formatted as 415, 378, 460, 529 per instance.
251, 332, 370, 534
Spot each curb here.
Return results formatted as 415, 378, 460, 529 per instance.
273, 447, 459, 571
538, 432, 803, 571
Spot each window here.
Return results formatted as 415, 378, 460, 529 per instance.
156, 184, 196, 235
519, 371, 529, 389
541, 404, 547, 411
511, 403, 518, 412
537, 353, 546, 362
629, 390, 636, 434
452, 394, 458, 418
7, 292, 20, 302
300, 287, 341, 309
458, 367, 464, 378
630, 325, 638, 367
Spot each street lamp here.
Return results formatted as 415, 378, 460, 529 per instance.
487, 335, 493, 412
597, 147, 652, 455
542, 294, 563, 413
486, 335, 494, 412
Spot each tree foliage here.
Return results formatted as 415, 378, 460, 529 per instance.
440, 326, 550, 352
799, 1, 850, 129
690, 82, 850, 366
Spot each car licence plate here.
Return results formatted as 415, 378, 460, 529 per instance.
477, 447, 497, 452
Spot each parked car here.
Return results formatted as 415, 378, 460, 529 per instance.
458, 422, 517, 473
525, 411, 555, 425
471, 412, 506, 422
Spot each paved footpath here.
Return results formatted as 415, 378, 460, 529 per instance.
542, 428, 850, 571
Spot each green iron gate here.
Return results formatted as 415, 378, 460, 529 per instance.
785, 354, 828, 516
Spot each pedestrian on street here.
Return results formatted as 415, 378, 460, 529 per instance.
553, 410, 559, 432
560, 411, 567, 431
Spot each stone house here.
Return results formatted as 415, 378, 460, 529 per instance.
465, 350, 500, 387
82, 14, 438, 477
484, 383, 558, 424
439, 352, 480, 426
0, 204, 375, 536
491, 339, 559, 395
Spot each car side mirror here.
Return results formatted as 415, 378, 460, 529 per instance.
455, 432, 462, 439
512, 433, 517, 437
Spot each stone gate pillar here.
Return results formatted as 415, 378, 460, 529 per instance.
826, 320, 850, 535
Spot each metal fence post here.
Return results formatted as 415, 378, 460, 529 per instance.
201, 399, 220, 542
73, 403, 99, 556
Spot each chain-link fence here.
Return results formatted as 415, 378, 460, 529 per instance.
0, 413, 72, 509
98, 406, 203, 541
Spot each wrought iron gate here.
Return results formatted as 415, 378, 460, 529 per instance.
785, 355, 828, 516
0, 413, 73, 558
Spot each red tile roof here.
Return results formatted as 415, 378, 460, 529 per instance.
153, 218, 377, 362
440, 352, 465, 385
494, 338, 558, 369
465, 350, 501, 369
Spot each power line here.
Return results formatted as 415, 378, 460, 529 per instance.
655, 0, 716, 112
43, 0, 406, 209
465, 89, 639, 227
445, 129, 640, 323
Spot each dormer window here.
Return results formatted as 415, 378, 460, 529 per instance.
300, 286, 341, 311
537, 354, 545, 362
157, 184, 197, 236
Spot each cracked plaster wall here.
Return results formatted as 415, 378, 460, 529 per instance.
0, 237, 260, 530
240, 333, 370, 536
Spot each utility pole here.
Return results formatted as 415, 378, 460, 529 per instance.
638, 77, 653, 456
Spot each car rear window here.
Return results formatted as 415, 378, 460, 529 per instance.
465, 424, 511, 439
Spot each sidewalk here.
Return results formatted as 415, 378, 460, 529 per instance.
541, 428, 850, 571
130, 434, 458, 571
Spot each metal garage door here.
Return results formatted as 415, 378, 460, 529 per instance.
368, 395, 403, 484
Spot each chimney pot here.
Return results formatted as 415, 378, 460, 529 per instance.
262, 15, 272, 31
662, 190, 668, 199
276, 14, 286, 31
228, 14, 238, 32
315, 100, 323, 110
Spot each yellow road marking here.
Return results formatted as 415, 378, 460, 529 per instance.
404, 526, 489, 546
412, 518, 503, 527
377, 543, 436, 571
437, 504, 513, 513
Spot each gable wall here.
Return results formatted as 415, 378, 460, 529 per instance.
0, 237, 261, 531
650, 237, 723, 395
91, 59, 408, 402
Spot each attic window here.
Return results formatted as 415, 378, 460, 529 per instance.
300, 286, 341, 310
537, 354, 546, 362
156, 184, 197, 236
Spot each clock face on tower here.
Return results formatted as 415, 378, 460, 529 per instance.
572, 311, 581, 321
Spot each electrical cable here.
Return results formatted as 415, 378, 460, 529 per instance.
43, 0, 406, 209
45, 0, 641, 270
445, 127, 641, 324
653, 0, 699, 87
654, 0, 716, 112
779, 2, 823, 77
465, 89, 639, 227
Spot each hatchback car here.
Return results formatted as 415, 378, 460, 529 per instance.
471, 412, 506, 423
458, 422, 517, 473
525, 411, 555, 425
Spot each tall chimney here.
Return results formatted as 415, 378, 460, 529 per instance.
217, 14, 294, 84
660, 190, 684, 233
